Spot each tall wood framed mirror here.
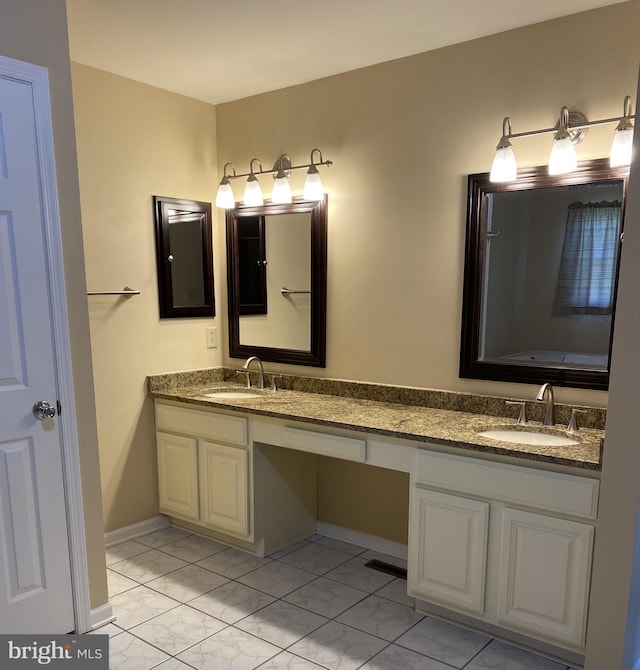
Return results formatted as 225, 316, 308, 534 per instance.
226, 196, 327, 366
460, 159, 628, 390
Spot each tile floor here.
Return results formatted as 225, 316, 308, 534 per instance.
98, 527, 582, 670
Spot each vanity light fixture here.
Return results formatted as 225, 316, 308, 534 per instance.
303, 148, 327, 201
215, 148, 333, 208
215, 163, 236, 209
610, 95, 635, 167
489, 118, 517, 182
548, 106, 578, 176
244, 158, 264, 206
489, 95, 635, 182
271, 154, 293, 204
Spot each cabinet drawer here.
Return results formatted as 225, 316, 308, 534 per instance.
155, 402, 248, 446
282, 427, 366, 462
415, 451, 598, 519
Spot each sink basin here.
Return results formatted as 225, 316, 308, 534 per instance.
478, 429, 579, 447
204, 390, 263, 399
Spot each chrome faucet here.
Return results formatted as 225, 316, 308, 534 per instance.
243, 356, 264, 389
536, 383, 555, 426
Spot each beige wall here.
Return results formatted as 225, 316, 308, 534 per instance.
0, 0, 107, 608
216, 2, 640, 546
71, 64, 221, 532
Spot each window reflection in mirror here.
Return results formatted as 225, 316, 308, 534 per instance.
460, 159, 628, 390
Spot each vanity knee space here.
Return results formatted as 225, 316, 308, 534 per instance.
408, 449, 598, 655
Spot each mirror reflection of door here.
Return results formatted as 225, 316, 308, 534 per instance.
237, 216, 267, 315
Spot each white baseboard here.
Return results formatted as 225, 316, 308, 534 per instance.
104, 515, 170, 547
90, 603, 115, 631
316, 521, 408, 561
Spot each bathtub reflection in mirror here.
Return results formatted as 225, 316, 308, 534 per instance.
460, 159, 628, 390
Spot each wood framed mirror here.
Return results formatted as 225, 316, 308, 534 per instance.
226, 196, 327, 366
153, 196, 215, 318
460, 158, 628, 390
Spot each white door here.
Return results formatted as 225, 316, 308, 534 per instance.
0, 70, 75, 632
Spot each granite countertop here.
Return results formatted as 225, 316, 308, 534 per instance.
149, 375, 603, 472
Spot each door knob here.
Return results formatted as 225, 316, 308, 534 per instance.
33, 401, 56, 421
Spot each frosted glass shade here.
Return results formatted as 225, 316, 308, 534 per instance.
215, 182, 235, 209
244, 178, 264, 206
610, 127, 634, 167
548, 137, 577, 175
303, 171, 324, 200
271, 175, 292, 203
489, 146, 517, 182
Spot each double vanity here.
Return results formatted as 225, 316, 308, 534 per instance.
149, 367, 604, 666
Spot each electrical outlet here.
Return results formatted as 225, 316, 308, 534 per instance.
206, 327, 217, 348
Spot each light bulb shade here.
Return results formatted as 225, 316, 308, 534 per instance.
548, 137, 577, 175
303, 170, 324, 200
272, 175, 292, 204
489, 145, 517, 182
610, 127, 634, 167
215, 182, 235, 209
244, 177, 264, 206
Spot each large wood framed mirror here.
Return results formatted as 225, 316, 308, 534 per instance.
226, 196, 327, 366
460, 158, 628, 390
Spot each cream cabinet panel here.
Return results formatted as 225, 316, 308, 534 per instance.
157, 432, 199, 521
199, 441, 249, 538
497, 507, 593, 647
409, 488, 488, 615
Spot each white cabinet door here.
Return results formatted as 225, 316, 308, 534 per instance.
497, 507, 593, 647
157, 432, 199, 520
409, 488, 488, 615
199, 441, 249, 537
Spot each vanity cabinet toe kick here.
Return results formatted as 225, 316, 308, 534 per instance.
153, 399, 598, 665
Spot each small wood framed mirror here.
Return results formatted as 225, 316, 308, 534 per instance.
153, 195, 215, 318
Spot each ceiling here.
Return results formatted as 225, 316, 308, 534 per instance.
66, 0, 627, 105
